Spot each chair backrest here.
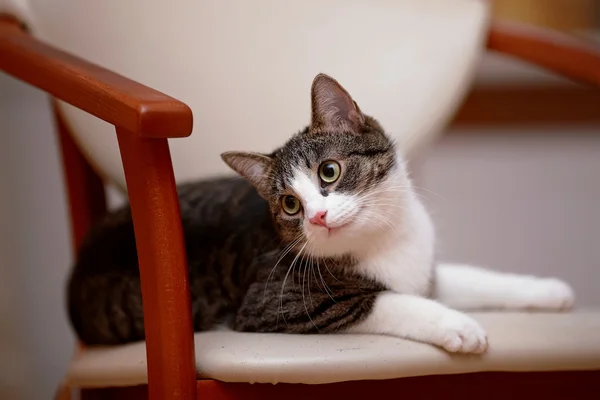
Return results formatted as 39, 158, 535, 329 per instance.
11, 0, 490, 190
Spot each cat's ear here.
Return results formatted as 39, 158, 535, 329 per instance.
221, 151, 273, 199
309, 73, 365, 135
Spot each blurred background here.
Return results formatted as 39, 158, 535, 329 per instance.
1, 1, 599, 399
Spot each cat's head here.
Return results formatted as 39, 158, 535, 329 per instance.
222, 74, 411, 258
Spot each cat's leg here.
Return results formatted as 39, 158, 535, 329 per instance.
235, 279, 379, 335
236, 280, 487, 354
433, 263, 575, 311
347, 292, 488, 354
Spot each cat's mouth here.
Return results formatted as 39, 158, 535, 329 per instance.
319, 220, 353, 236
327, 227, 342, 237
306, 206, 361, 237
322, 207, 362, 235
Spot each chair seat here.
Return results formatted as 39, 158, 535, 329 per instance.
66, 310, 600, 388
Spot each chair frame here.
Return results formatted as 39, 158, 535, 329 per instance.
1, 12, 600, 400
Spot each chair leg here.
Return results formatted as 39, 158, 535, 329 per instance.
116, 129, 196, 400
53, 382, 72, 400
79, 386, 148, 400
54, 103, 107, 253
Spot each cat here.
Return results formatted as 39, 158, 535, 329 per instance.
67, 73, 574, 354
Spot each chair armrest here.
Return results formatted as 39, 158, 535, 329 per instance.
0, 15, 192, 138
487, 20, 600, 88
1, 15, 196, 399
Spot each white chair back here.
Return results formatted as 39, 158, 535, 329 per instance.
5, 0, 489, 190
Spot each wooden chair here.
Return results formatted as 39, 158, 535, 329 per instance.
2, 3, 600, 399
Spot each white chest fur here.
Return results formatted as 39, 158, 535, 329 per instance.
355, 192, 436, 296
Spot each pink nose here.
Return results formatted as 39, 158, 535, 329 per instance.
309, 211, 328, 227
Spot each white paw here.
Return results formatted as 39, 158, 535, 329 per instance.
435, 310, 488, 354
521, 278, 575, 311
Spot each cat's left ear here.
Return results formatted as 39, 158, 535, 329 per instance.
221, 151, 273, 199
309, 73, 366, 135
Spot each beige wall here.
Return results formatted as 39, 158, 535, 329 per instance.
0, 73, 74, 400
419, 130, 600, 307
1, 70, 599, 399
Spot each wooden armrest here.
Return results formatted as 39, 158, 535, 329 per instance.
487, 20, 600, 88
1, 15, 196, 399
0, 15, 192, 138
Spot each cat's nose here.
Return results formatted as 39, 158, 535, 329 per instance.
309, 211, 328, 227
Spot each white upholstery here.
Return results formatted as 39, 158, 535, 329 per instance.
0, 0, 33, 25
66, 311, 600, 388
4, 0, 489, 190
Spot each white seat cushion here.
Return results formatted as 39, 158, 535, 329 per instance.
66, 311, 600, 388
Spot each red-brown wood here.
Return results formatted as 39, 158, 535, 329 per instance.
116, 129, 196, 400
54, 104, 107, 253
195, 371, 600, 400
451, 84, 600, 127
80, 370, 600, 400
1, 16, 196, 398
0, 14, 193, 139
486, 20, 600, 87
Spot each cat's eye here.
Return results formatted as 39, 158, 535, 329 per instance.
319, 161, 341, 183
281, 195, 301, 215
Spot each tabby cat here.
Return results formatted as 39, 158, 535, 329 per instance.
68, 73, 574, 354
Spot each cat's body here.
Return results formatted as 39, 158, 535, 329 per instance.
69, 177, 275, 344
68, 74, 574, 353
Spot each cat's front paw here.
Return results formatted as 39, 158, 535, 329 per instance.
435, 310, 488, 354
522, 278, 574, 311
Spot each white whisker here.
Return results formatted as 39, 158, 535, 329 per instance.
264, 234, 303, 298
278, 241, 308, 327
300, 240, 318, 330
322, 256, 342, 284
317, 248, 337, 302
